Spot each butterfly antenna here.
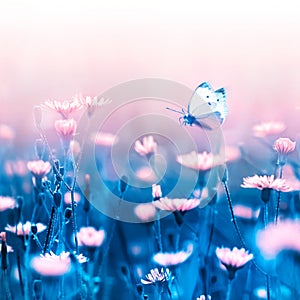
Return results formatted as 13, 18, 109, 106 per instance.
166, 107, 184, 115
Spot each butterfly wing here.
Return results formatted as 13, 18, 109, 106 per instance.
214, 88, 228, 121
188, 83, 228, 130
188, 82, 218, 117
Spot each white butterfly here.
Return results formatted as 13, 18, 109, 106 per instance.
167, 82, 228, 130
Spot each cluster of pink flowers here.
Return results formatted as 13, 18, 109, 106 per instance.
5, 221, 47, 236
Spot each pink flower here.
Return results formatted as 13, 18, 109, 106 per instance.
0, 124, 15, 141
177, 151, 215, 171
43, 99, 83, 118
141, 268, 172, 285
256, 220, 300, 259
197, 296, 211, 300
94, 132, 118, 146
5, 221, 47, 236
54, 119, 77, 138
79, 95, 111, 116
153, 198, 200, 212
135, 167, 157, 182
241, 175, 291, 192
64, 191, 81, 204
177, 147, 239, 172
273, 137, 296, 155
5, 160, 28, 177
252, 121, 286, 137
27, 160, 51, 178
152, 184, 162, 199
225, 146, 241, 162
134, 136, 157, 157
0, 196, 17, 212
77, 227, 105, 247
70, 140, 81, 158
216, 247, 253, 272
134, 203, 157, 221
153, 247, 193, 266
31, 251, 71, 276
0, 232, 13, 253
233, 205, 260, 220
31, 251, 87, 277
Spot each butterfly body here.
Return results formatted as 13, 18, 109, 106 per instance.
167, 82, 228, 130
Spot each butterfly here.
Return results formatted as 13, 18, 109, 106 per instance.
167, 82, 228, 130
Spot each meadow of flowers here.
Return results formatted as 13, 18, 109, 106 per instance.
0, 93, 300, 300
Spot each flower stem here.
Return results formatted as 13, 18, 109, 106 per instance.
156, 211, 163, 252
266, 274, 271, 300
3, 270, 12, 300
223, 182, 246, 248
225, 279, 232, 300
274, 165, 283, 224
202, 205, 215, 296
264, 202, 269, 228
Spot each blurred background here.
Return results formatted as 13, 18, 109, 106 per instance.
0, 0, 300, 147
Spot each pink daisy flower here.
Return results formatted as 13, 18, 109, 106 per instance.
134, 203, 157, 222
153, 247, 193, 266
27, 160, 51, 178
256, 219, 300, 259
241, 175, 291, 192
64, 191, 81, 205
77, 227, 105, 247
94, 132, 118, 146
31, 251, 87, 277
134, 135, 157, 157
0, 196, 17, 212
176, 151, 215, 171
252, 121, 286, 138
54, 119, 77, 138
43, 99, 83, 118
216, 247, 253, 278
233, 205, 260, 220
5, 160, 28, 177
273, 137, 296, 155
153, 198, 200, 212
197, 296, 212, 300
141, 268, 172, 285
31, 251, 71, 276
0, 124, 15, 142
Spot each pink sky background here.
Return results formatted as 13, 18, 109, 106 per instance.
0, 1, 299, 147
